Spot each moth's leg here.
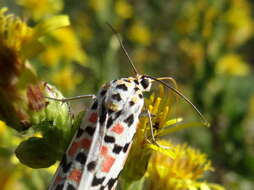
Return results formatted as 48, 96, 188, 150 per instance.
145, 108, 169, 149
139, 111, 155, 118
45, 94, 97, 103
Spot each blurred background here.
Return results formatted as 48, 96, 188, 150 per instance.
0, 0, 254, 189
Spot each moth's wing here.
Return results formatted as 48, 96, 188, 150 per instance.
48, 97, 103, 190
49, 79, 144, 190
103, 96, 144, 189
78, 97, 108, 190
84, 80, 144, 190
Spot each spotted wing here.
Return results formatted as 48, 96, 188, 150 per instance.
48, 95, 103, 190
78, 79, 144, 190
49, 78, 144, 190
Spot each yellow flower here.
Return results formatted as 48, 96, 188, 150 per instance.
121, 84, 210, 187
225, 0, 253, 47
216, 54, 250, 76
128, 22, 152, 45
0, 8, 33, 52
0, 7, 70, 85
147, 140, 224, 190
121, 85, 181, 182
137, 85, 183, 157
0, 8, 34, 129
17, 0, 63, 20
115, 0, 133, 19
0, 8, 33, 84
51, 66, 82, 93
0, 7, 69, 130
40, 27, 87, 66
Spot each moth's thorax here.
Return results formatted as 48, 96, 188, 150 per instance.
98, 75, 150, 113
109, 75, 152, 91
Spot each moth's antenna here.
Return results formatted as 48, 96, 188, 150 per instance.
146, 75, 210, 127
106, 23, 138, 76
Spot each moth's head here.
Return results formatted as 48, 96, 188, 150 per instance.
137, 75, 152, 92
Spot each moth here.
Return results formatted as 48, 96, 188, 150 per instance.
48, 25, 207, 190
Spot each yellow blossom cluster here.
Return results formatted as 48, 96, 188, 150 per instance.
147, 140, 224, 190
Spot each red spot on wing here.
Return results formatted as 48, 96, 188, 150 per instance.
111, 123, 124, 134
102, 156, 116, 172
55, 176, 64, 184
79, 138, 91, 149
100, 146, 108, 156
68, 142, 79, 157
68, 169, 82, 183
89, 112, 98, 123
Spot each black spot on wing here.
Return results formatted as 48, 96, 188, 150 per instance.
114, 110, 122, 120
99, 102, 107, 125
106, 117, 113, 129
112, 93, 122, 101
134, 87, 140, 91
85, 126, 95, 136
67, 184, 75, 190
124, 114, 134, 127
75, 152, 87, 165
129, 101, 135, 106
61, 154, 72, 173
55, 184, 64, 190
76, 128, 84, 138
116, 84, 128, 91
92, 176, 106, 186
100, 186, 105, 190
62, 162, 72, 173
87, 161, 96, 171
123, 142, 130, 153
138, 94, 143, 99
104, 135, 115, 143
113, 144, 123, 154
134, 80, 139, 85
108, 109, 114, 114
123, 79, 131, 83
91, 100, 98, 110
107, 178, 117, 190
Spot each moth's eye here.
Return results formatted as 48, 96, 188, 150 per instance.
140, 78, 150, 89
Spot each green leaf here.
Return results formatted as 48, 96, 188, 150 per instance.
15, 137, 57, 168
